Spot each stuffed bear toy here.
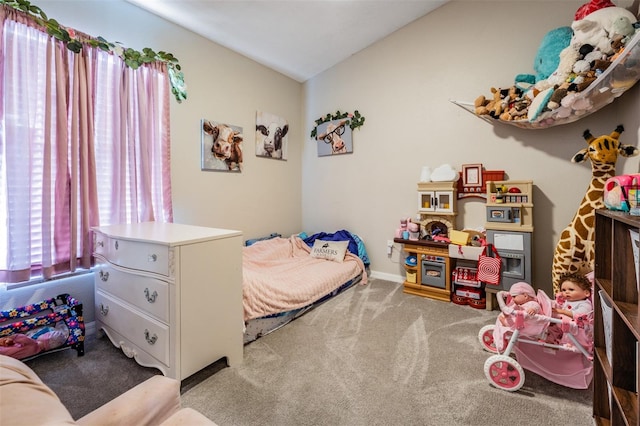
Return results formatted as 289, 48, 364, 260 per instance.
500, 98, 530, 121
547, 84, 571, 110
476, 87, 526, 119
497, 86, 526, 121
474, 87, 503, 116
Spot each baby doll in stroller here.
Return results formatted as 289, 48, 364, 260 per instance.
478, 273, 594, 392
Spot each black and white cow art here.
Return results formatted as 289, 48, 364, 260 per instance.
256, 122, 289, 159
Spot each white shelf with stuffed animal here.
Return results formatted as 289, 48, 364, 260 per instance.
452, 2, 640, 129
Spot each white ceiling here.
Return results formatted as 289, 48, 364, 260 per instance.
124, 0, 448, 82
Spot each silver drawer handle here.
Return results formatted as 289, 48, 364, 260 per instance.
99, 303, 109, 316
114, 241, 119, 250
148, 254, 158, 262
144, 288, 158, 303
96, 240, 104, 247
99, 270, 109, 282
144, 329, 158, 345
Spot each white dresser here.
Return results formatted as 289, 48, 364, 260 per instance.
92, 222, 243, 380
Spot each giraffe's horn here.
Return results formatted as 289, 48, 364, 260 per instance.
583, 129, 594, 143
611, 124, 625, 140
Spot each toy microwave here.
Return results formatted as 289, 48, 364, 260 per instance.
486, 206, 521, 224
604, 174, 640, 212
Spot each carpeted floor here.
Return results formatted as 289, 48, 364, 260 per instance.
25, 331, 161, 416
179, 279, 593, 426
26, 278, 594, 425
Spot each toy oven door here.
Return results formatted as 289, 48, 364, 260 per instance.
421, 259, 446, 289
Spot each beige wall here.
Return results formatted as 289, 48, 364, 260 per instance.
45, 0, 640, 296
303, 0, 640, 294
48, 0, 305, 240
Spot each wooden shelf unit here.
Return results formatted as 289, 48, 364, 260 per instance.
485, 180, 533, 232
593, 210, 640, 425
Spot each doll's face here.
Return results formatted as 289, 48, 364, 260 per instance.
560, 280, 591, 302
512, 293, 531, 305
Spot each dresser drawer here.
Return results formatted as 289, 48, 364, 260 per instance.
96, 291, 169, 365
94, 233, 170, 276
95, 262, 170, 323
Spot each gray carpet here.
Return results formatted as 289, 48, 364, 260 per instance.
25, 330, 224, 418
181, 279, 593, 426
25, 331, 161, 417
26, 279, 593, 425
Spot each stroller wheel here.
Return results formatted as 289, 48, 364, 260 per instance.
478, 325, 497, 353
478, 325, 506, 353
484, 355, 525, 392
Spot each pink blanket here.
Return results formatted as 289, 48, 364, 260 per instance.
242, 236, 367, 320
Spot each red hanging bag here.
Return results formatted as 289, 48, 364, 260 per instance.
477, 243, 502, 285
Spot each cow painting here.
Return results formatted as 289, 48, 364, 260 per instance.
256, 122, 288, 158
256, 111, 289, 160
316, 119, 353, 156
201, 119, 243, 172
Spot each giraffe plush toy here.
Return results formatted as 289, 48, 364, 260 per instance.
551, 125, 638, 293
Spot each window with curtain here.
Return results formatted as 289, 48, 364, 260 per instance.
0, 5, 173, 285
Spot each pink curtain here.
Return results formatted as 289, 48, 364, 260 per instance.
0, 5, 173, 283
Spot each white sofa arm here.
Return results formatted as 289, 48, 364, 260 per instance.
77, 375, 181, 426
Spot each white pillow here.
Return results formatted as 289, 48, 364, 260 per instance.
310, 240, 349, 263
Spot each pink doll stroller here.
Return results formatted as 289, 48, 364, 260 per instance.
477, 285, 594, 392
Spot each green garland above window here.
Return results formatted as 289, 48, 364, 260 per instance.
310, 110, 365, 139
1, 0, 187, 103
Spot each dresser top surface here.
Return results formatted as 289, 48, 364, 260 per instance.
93, 222, 242, 246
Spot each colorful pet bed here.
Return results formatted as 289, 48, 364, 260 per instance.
0, 293, 85, 360
243, 230, 369, 344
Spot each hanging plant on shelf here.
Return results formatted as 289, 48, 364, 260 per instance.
1, 0, 187, 103
310, 110, 365, 139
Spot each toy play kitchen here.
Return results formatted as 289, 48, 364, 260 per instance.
395, 166, 534, 310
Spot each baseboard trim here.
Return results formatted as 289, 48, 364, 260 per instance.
368, 270, 404, 283
85, 321, 96, 336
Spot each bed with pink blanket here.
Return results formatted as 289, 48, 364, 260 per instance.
243, 234, 368, 343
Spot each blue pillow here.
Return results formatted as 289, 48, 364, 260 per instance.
245, 233, 281, 246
